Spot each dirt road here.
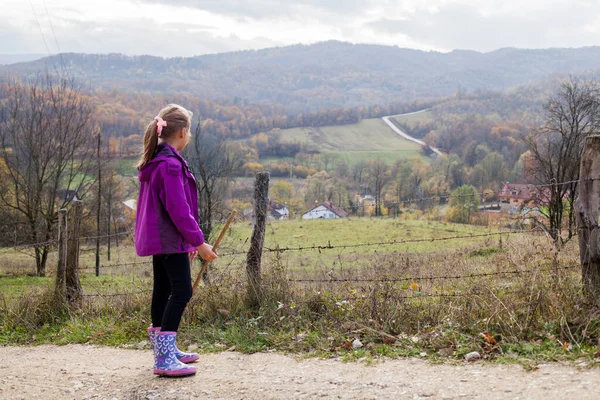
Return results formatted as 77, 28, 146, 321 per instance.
0, 345, 598, 399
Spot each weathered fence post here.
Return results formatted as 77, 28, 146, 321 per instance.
54, 209, 68, 301
576, 135, 600, 300
66, 200, 83, 303
246, 172, 269, 308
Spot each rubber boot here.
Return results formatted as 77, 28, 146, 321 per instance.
148, 326, 199, 364
153, 331, 196, 377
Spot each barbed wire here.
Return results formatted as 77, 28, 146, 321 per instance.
288, 265, 578, 283
73, 231, 133, 241
77, 260, 152, 270
263, 229, 538, 254
0, 239, 57, 253
338, 177, 597, 212
81, 288, 151, 298
344, 288, 522, 300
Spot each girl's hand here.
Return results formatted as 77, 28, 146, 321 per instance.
197, 243, 218, 262
188, 250, 198, 260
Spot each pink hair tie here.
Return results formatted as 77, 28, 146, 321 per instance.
154, 116, 167, 136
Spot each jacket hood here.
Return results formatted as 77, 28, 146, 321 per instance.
138, 143, 180, 182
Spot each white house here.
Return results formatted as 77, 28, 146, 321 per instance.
269, 204, 290, 220
122, 199, 137, 211
302, 202, 348, 220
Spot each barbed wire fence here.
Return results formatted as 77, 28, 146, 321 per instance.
0, 173, 594, 301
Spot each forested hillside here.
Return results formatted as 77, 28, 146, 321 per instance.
3, 41, 600, 112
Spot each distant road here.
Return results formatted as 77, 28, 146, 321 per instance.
382, 109, 443, 156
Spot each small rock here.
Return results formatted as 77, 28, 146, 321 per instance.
187, 344, 199, 352
419, 352, 427, 357
352, 339, 363, 349
145, 390, 159, 400
294, 333, 308, 342
465, 351, 481, 362
137, 340, 150, 350
438, 347, 454, 357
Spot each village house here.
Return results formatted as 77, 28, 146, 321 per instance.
57, 189, 81, 204
498, 183, 541, 207
302, 202, 348, 220
268, 200, 290, 221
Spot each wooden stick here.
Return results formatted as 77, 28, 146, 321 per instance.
192, 210, 237, 293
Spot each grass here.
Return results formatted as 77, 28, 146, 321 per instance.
112, 157, 138, 177
276, 118, 420, 152
2, 217, 600, 366
261, 118, 424, 166
390, 109, 434, 125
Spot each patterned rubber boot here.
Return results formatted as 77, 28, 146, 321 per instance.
148, 326, 199, 364
153, 331, 197, 377
148, 326, 161, 369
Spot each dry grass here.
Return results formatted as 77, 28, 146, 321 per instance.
2, 228, 599, 364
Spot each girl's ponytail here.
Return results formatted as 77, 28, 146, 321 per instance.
136, 104, 192, 170
137, 120, 159, 170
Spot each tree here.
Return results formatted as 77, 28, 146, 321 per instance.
271, 181, 293, 203
188, 125, 242, 242
304, 171, 332, 207
447, 185, 480, 224
366, 159, 390, 216
524, 77, 600, 246
0, 74, 97, 276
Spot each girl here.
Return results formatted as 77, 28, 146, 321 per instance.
135, 104, 218, 377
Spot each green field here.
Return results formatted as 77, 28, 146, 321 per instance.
0, 218, 503, 297
390, 109, 433, 125
271, 118, 423, 164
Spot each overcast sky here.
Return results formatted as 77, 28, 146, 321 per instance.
1, 0, 599, 57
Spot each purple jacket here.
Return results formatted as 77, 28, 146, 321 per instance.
135, 143, 205, 256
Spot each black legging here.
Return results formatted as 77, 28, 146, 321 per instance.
151, 253, 193, 332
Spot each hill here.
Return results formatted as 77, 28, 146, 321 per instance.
3, 41, 600, 112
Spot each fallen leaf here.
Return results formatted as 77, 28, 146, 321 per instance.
482, 332, 497, 345
410, 281, 419, 291
342, 339, 353, 350
383, 336, 396, 345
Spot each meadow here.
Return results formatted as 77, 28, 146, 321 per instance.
1, 217, 597, 365
267, 117, 424, 165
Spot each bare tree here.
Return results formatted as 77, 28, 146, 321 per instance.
367, 159, 390, 216
188, 124, 241, 241
525, 77, 600, 247
0, 73, 97, 276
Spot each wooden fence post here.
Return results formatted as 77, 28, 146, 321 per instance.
576, 135, 600, 300
54, 209, 68, 301
66, 200, 83, 303
246, 172, 269, 308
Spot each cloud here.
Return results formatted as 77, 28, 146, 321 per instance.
365, 1, 600, 51
0, 17, 282, 57
1, 0, 599, 57
138, 0, 373, 20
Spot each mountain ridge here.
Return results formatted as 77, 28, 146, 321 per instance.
3, 41, 600, 111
